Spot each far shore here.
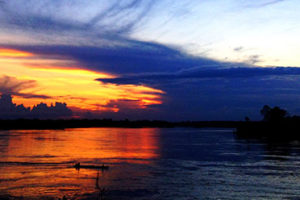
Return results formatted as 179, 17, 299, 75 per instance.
2, 119, 300, 141
0, 119, 241, 130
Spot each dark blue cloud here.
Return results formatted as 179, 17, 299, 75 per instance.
97, 67, 300, 85
3, 42, 233, 75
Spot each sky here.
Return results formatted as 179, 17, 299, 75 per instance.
0, 0, 300, 120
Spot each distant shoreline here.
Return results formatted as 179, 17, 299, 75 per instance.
2, 119, 300, 141
235, 121, 300, 140
0, 119, 242, 130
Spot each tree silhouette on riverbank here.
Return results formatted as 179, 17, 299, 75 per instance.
0, 94, 72, 119
260, 105, 288, 122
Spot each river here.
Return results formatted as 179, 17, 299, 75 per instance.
1, 128, 300, 199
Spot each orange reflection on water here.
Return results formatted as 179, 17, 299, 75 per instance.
0, 128, 161, 199
4, 128, 161, 163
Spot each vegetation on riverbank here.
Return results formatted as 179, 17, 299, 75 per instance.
0, 119, 241, 130
236, 105, 300, 140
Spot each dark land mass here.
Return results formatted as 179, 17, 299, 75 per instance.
1, 118, 300, 140
236, 105, 300, 141
235, 120, 300, 141
0, 119, 241, 130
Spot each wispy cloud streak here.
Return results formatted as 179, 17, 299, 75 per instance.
0, 0, 157, 38
0, 75, 50, 99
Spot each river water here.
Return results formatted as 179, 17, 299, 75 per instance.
1, 128, 300, 199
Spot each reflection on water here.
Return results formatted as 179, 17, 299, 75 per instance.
2, 128, 160, 163
0, 128, 160, 199
1, 128, 300, 199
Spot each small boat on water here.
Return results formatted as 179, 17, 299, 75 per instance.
74, 162, 109, 170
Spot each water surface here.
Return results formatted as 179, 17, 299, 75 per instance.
1, 128, 300, 199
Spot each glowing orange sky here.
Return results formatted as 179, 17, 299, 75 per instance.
0, 48, 165, 114
0, 48, 33, 57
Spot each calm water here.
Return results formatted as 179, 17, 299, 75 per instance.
1, 128, 300, 199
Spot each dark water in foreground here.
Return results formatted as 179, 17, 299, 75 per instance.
1, 128, 300, 199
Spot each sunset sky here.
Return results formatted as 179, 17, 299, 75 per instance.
1, 0, 300, 120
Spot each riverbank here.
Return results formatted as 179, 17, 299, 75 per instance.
236, 121, 300, 140
0, 119, 241, 130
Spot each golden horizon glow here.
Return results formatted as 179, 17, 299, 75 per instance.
0, 48, 164, 114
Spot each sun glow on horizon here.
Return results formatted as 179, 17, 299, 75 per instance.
0, 48, 164, 115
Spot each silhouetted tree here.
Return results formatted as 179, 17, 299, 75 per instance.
260, 105, 271, 121
0, 94, 72, 119
260, 105, 288, 122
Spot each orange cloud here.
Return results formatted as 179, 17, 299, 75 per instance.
0, 48, 33, 58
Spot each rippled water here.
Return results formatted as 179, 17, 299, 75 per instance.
1, 128, 300, 199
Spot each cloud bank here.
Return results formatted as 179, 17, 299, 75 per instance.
0, 94, 72, 119
97, 67, 300, 85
